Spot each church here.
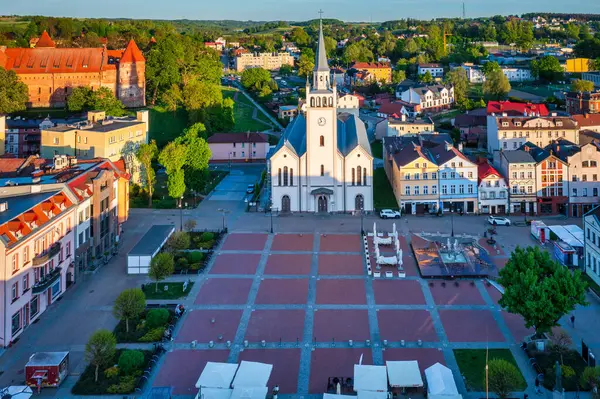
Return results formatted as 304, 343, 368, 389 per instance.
269, 21, 373, 213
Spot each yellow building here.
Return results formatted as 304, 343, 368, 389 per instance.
234, 52, 294, 72
41, 110, 148, 162
351, 62, 392, 83
565, 58, 590, 73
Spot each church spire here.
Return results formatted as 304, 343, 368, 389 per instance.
314, 12, 329, 72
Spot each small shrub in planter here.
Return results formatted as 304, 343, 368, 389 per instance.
146, 309, 170, 329
118, 350, 145, 375
104, 366, 119, 378
177, 257, 189, 270
190, 263, 203, 271
139, 327, 165, 342
107, 376, 136, 394
188, 251, 205, 263
201, 232, 215, 242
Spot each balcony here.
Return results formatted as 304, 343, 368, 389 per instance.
32, 267, 62, 294
32, 242, 61, 267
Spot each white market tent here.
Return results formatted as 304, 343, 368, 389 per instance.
548, 225, 584, 248
195, 388, 233, 399
196, 362, 239, 389
232, 361, 273, 388
353, 365, 388, 392
323, 394, 350, 399
0, 386, 33, 399
386, 360, 423, 388
230, 386, 268, 399
424, 363, 459, 397
357, 391, 388, 399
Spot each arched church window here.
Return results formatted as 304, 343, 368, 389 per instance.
363, 168, 367, 186
323, 96, 328, 107
278, 168, 282, 186
290, 169, 294, 186
317, 97, 321, 107
320, 136, 325, 147
329, 97, 333, 107
321, 165, 325, 176
352, 168, 355, 185
283, 166, 288, 186
310, 98, 315, 107
357, 166, 362, 186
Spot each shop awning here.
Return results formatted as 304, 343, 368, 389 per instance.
230, 386, 268, 399
425, 363, 459, 396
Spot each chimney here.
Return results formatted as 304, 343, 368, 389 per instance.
87, 110, 106, 123
445, 141, 452, 151
524, 145, 530, 152
458, 143, 463, 152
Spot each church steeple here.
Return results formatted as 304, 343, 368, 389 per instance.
312, 12, 330, 91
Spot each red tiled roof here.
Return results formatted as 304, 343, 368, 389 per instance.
0, 158, 26, 173
487, 101, 549, 116
3, 47, 107, 73
572, 114, 600, 127
351, 62, 391, 69
477, 161, 505, 184
120, 39, 145, 63
36, 31, 56, 48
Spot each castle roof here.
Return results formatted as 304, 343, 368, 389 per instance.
120, 39, 145, 63
36, 31, 56, 48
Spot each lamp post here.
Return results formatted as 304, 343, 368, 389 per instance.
179, 196, 184, 231
451, 211, 455, 237
360, 209, 365, 235
228, 152, 232, 172
270, 207, 278, 234
217, 208, 229, 232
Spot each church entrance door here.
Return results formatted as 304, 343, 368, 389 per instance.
281, 195, 291, 213
317, 196, 328, 213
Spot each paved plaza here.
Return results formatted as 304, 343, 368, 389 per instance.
151, 231, 542, 397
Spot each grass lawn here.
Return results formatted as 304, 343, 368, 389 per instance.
373, 168, 399, 210
371, 140, 383, 159
149, 106, 189, 148
222, 87, 273, 132
468, 83, 484, 99
454, 349, 527, 392
511, 83, 570, 99
143, 282, 194, 300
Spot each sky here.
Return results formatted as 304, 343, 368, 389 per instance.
3, 0, 600, 22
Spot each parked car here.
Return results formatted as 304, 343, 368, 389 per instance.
379, 209, 401, 219
487, 216, 511, 226
246, 184, 255, 194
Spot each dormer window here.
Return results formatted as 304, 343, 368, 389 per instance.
502, 122, 509, 127
556, 121, 563, 127
515, 122, 521, 127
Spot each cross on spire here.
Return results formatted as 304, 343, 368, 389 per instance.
318, 9, 324, 20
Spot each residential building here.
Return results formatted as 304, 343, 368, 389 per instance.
434, 143, 478, 213
573, 114, 600, 133
453, 109, 487, 147
486, 114, 579, 153
207, 133, 270, 162
383, 115, 434, 139
0, 32, 145, 108
584, 207, 600, 287
398, 85, 455, 113
0, 189, 76, 347
566, 92, 600, 115
501, 67, 533, 82
350, 62, 392, 83
499, 149, 538, 215
337, 94, 360, 116
487, 101, 549, 117
582, 72, 600, 88
477, 160, 509, 214
524, 142, 569, 215
418, 63, 444, 79
40, 111, 149, 182
234, 52, 294, 72
460, 64, 485, 83
268, 20, 373, 213
278, 105, 299, 120
377, 101, 421, 119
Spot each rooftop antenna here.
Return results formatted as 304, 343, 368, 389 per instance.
462, 1, 466, 19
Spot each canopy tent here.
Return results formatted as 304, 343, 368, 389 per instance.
230, 386, 268, 399
386, 360, 423, 388
353, 365, 388, 392
548, 225, 584, 248
232, 361, 273, 388
0, 386, 33, 399
196, 362, 239, 389
424, 363, 458, 396
323, 394, 351, 399
195, 388, 234, 399
357, 391, 388, 399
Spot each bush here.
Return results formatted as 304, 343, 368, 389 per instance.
200, 232, 215, 242
168, 232, 191, 251
176, 257, 189, 270
146, 308, 170, 329
104, 366, 119, 379
139, 327, 165, 342
118, 350, 145, 375
188, 251, 205, 263
190, 263, 203, 271
107, 376, 136, 394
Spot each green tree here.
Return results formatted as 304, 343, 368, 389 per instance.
418, 71, 434, 84
149, 252, 175, 292
161, 84, 183, 112
67, 86, 93, 112
571, 79, 595, 93
158, 142, 187, 174
136, 140, 158, 208
241, 68, 272, 91
498, 246, 587, 336
343, 42, 374, 64
85, 330, 116, 382
324, 36, 338, 58
488, 359, 522, 399
446, 68, 469, 106
289, 27, 311, 47
482, 61, 501, 77
483, 69, 511, 100
167, 231, 191, 252
279, 64, 293, 76
90, 87, 125, 116
579, 367, 600, 392
0, 67, 29, 114
146, 36, 184, 105
167, 168, 186, 199
118, 350, 145, 376
531, 56, 564, 83
392, 70, 406, 84
296, 54, 315, 78
182, 80, 223, 118
113, 288, 146, 333
548, 328, 572, 365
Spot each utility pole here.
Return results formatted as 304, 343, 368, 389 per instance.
462, 1, 466, 19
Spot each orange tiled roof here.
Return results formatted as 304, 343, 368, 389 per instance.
2, 47, 108, 74
36, 30, 56, 48
120, 39, 145, 63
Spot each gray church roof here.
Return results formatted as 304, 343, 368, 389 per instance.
314, 19, 329, 72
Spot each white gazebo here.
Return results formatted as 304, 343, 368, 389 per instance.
386, 360, 423, 388
424, 363, 461, 399
232, 361, 273, 388
353, 365, 388, 392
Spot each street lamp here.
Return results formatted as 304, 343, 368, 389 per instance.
270, 207, 278, 234
360, 209, 365, 235
228, 152, 232, 172
217, 208, 229, 232
179, 196, 184, 231
450, 211, 455, 237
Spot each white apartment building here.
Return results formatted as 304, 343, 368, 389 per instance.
400, 85, 455, 113
584, 207, 600, 287
418, 64, 444, 79
501, 67, 534, 82
461, 65, 486, 83
434, 143, 479, 213
478, 161, 509, 214
499, 149, 538, 215
234, 52, 295, 72
582, 72, 600, 88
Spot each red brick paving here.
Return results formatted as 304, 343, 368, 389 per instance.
271, 233, 314, 251
439, 309, 505, 342
399, 236, 419, 276
254, 279, 309, 304
485, 284, 503, 304
264, 254, 312, 275
221, 233, 267, 251
245, 309, 306, 342
372, 280, 426, 305
238, 349, 301, 394
310, 348, 373, 393
313, 309, 371, 342
492, 257, 508, 270
175, 309, 243, 343
316, 279, 366, 304
153, 350, 229, 395
429, 282, 486, 305
502, 311, 534, 342
377, 310, 438, 342
478, 237, 506, 256
195, 278, 252, 305
382, 348, 446, 373
318, 254, 364, 275
210, 254, 261, 275
319, 234, 362, 252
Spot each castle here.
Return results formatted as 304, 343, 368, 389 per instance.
0, 31, 146, 108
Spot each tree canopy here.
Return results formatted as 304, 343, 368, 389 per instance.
66, 86, 125, 116
531, 56, 564, 83
571, 79, 595, 92
498, 246, 587, 335
113, 288, 146, 333
149, 252, 175, 291
85, 330, 116, 382
136, 140, 158, 208
483, 69, 511, 100
0, 67, 29, 114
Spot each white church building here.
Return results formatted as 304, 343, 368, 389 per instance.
268, 21, 373, 213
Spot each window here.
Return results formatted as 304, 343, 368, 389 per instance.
23, 247, 29, 264
414, 186, 420, 195
30, 296, 39, 317
431, 173, 437, 180
527, 186, 533, 194
405, 186, 411, 195
66, 242, 71, 256
593, 161, 598, 167
450, 185, 456, 194
320, 136, 325, 147
459, 172, 464, 178
283, 166, 288, 186
520, 172, 525, 179
441, 173, 447, 179
12, 282, 18, 301
595, 188, 599, 197
415, 163, 420, 168
572, 175, 578, 182
423, 172, 428, 180
363, 169, 367, 186
423, 185, 429, 194
278, 168, 281, 186
594, 175, 598, 181
573, 188, 578, 197
584, 188, 589, 197
12, 311, 21, 336
459, 185, 465, 194
352, 169, 356, 185
405, 173, 411, 180
23, 274, 29, 291
414, 173, 420, 180
442, 185, 448, 194
468, 185, 474, 194
512, 172, 517, 179
357, 166, 362, 185
583, 175, 588, 182
450, 172, 456, 179
468, 172, 473, 178
53, 137, 59, 145
12, 254, 18, 273
290, 169, 294, 186
432, 186, 437, 194
583, 161, 590, 168
320, 165, 324, 177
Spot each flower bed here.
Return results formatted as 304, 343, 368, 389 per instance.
189, 231, 222, 250
72, 349, 152, 395
174, 250, 207, 273
143, 282, 194, 300
529, 347, 587, 391
113, 308, 177, 343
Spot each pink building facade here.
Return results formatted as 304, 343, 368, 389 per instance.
207, 133, 270, 162
0, 190, 76, 347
